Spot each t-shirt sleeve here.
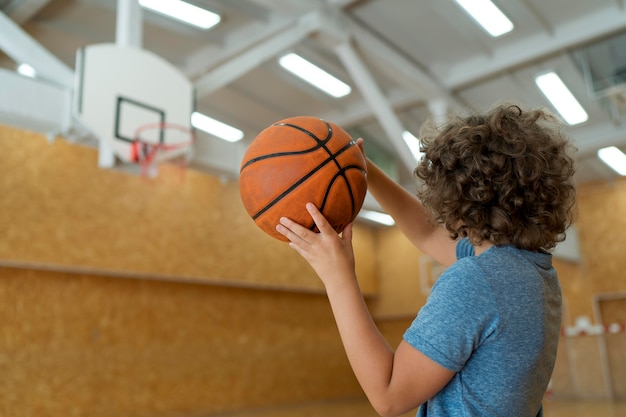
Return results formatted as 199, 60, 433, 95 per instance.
403, 259, 499, 372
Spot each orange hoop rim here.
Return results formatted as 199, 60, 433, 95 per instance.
131, 122, 196, 177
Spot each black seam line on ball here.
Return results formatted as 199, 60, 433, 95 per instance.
240, 122, 332, 172
281, 121, 355, 175
318, 164, 365, 219
317, 121, 341, 171
251, 141, 357, 221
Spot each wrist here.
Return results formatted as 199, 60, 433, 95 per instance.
322, 271, 360, 295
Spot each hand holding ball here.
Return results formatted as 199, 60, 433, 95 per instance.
239, 116, 368, 241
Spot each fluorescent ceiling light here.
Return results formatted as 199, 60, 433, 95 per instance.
17, 63, 36, 78
535, 72, 588, 125
138, 0, 221, 30
597, 146, 626, 176
191, 112, 244, 142
455, 0, 514, 37
357, 209, 395, 226
278, 53, 351, 98
402, 130, 424, 163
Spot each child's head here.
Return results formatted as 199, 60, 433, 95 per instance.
415, 103, 577, 251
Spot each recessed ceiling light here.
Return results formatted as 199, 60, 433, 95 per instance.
191, 112, 243, 142
535, 72, 588, 125
454, 0, 514, 37
597, 146, 626, 176
357, 209, 395, 226
278, 53, 351, 98
138, 0, 221, 30
17, 63, 36, 78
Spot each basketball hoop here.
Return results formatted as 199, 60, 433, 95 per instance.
131, 122, 195, 179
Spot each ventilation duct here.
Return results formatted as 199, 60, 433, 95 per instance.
573, 31, 626, 120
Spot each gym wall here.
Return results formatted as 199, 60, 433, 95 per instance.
0, 125, 412, 416
1, 125, 626, 416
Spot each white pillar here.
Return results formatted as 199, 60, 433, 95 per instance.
116, 0, 143, 48
195, 12, 320, 97
0, 11, 73, 88
335, 41, 416, 172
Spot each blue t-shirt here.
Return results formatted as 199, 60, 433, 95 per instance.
403, 239, 561, 417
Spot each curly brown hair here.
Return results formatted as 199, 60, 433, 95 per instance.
414, 103, 577, 251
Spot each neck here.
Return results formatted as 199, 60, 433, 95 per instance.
474, 241, 494, 256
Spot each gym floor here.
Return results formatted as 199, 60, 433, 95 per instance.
211, 398, 626, 417
543, 399, 626, 417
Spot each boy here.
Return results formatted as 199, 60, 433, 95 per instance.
276, 103, 577, 416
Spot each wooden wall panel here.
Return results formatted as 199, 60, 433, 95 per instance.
542, 180, 626, 400
604, 333, 626, 399
551, 337, 576, 399
376, 317, 415, 347
550, 178, 626, 323
599, 298, 626, 399
0, 266, 365, 417
368, 227, 430, 319
566, 336, 610, 400
0, 125, 384, 416
0, 125, 375, 293
552, 258, 593, 325
598, 297, 626, 324
4, 123, 626, 412
575, 180, 626, 296
353, 225, 377, 295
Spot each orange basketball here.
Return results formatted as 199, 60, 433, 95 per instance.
239, 116, 368, 241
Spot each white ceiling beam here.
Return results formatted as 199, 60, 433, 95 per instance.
244, 0, 311, 14
323, 0, 362, 7
335, 41, 417, 172
2, 0, 52, 24
308, 6, 463, 140
194, 12, 321, 98
214, 0, 274, 21
443, 5, 626, 89
0, 68, 72, 135
518, 0, 554, 35
184, 16, 297, 79
570, 122, 626, 157
0, 11, 74, 89
347, 20, 466, 116
312, 6, 449, 103
321, 87, 419, 128
346, 21, 442, 100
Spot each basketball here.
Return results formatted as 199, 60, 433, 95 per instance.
239, 116, 368, 241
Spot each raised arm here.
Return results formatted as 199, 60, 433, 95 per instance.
276, 204, 455, 416
363, 152, 458, 267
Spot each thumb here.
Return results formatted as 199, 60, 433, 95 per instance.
355, 137, 365, 154
341, 222, 353, 242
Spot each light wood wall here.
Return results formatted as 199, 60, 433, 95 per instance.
0, 125, 376, 294
0, 267, 355, 416
2, 125, 626, 415
549, 179, 626, 400
0, 126, 412, 417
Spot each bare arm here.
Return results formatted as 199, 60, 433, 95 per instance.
276, 205, 455, 416
362, 141, 457, 267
